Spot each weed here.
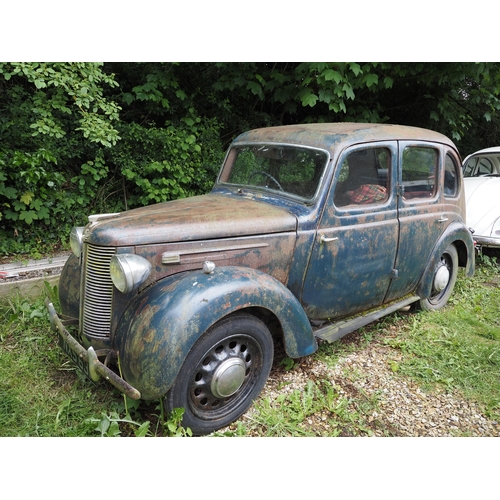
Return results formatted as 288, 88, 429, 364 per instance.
279, 357, 297, 371
241, 379, 379, 437
162, 407, 192, 437
84, 411, 151, 437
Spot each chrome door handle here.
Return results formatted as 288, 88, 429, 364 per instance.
437, 216, 449, 223
320, 234, 338, 244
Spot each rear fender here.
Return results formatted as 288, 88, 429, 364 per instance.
417, 221, 475, 298
115, 266, 316, 400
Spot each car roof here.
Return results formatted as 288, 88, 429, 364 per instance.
464, 146, 500, 157
232, 123, 457, 153
462, 146, 500, 165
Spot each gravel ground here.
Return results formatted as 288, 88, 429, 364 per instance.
238, 334, 500, 437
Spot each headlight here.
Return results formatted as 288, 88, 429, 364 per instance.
110, 254, 152, 293
69, 227, 84, 258
491, 216, 500, 238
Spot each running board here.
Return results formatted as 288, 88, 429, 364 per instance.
313, 295, 419, 343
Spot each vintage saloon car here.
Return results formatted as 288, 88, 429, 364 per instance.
47, 123, 474, 435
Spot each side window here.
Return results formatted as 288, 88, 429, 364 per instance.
476, 157, 493, 175
334, 147, 390, 207
463, 157, 477, 177
402, 146, 438, 199
444, 153, 459, 197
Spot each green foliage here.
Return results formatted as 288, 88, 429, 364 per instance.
84, 411, 151, 437
279, 357, 297, 371
0, 63, 122, 255
116, 117, 222, 207
241, 379, 379, 437
0, 63, 224, 256
0, 62, 121, 147
163, 407, 193, 437
2, 62, 500, 256
209, 62, 500, 150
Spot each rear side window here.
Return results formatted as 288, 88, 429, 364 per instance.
444, 153, 459, 197
402, 146, 438, 199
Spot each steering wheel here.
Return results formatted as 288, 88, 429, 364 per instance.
248, 171, 284, 191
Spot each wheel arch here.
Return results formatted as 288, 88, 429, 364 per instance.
416, 221, 474, 299
115, 266, 317, 400
453, 237, 472, 270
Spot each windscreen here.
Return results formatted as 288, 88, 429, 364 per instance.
219, 145, 329, 200
463, 154, 500, 177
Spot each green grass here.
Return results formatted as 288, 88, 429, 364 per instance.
0, 292, 169, 437
381, 255, 500, 418
1, 254, 499, 436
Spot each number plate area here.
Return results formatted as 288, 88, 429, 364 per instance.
57, 332, 94, 383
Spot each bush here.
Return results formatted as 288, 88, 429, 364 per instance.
0, 62, 225, 256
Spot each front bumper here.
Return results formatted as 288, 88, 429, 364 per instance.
46, 299, 141, 400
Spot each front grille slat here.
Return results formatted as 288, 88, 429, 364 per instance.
82, 244, 116, 339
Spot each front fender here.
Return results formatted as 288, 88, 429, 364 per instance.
59, 253, 81, 319
417, 221, 475, 298
115, 266, 316, 400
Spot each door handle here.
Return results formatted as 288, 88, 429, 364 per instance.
320, 234, 338, 244
437, 216, 449, 223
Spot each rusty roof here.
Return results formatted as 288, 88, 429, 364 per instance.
232, 123, 456, 152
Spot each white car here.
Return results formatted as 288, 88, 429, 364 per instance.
462, 146, 500, 248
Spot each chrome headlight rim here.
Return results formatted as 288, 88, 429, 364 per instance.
69, 227, 84, 258
110, 254, 152, 294
491, 216, 500, 238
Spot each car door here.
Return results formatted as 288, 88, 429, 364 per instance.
301, 143, 399, 320
384, 141, 450, 301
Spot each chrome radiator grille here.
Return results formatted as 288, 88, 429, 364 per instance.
82, 244, 116, 339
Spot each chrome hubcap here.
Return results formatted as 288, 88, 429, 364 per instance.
434, 264, 450, 292
210, 358, 247, 398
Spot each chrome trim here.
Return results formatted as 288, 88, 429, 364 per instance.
46, 299, 140, 399
203, 261, 216, 274
162, 242, 269, 264
88, 212, 121, 223
70, 227, 84, 258
110, 254, 152, 293
81, 244, 116, 339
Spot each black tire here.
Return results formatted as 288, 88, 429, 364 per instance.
164, 312, 274, 435
414, 244, 458, 311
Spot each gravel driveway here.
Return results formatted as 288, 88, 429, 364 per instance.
239, 333, 500, 437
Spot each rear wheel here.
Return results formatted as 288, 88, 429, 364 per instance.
414, 244, 458, 311
164, 312, 273, 435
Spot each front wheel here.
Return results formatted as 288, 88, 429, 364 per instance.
164, 312, 274, 435
414, 244, 458, 311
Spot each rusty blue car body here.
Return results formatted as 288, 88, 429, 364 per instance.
47, 122, 475, 434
